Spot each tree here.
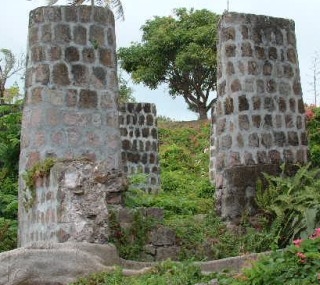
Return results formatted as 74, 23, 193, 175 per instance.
41, 0, 124, 20
0, 49, 24, 105
118, 8, 219, 120
118, 73, 136, 104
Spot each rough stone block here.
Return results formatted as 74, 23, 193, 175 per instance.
90, 25, 105, 46
150, 226, 176, 246
225, 44, 236, 57
79, 89, 97, 108
35, 64, 50, 84
156, 246, 181, 261
54, 24, 71, 43
53, 63, 70, 86
99, 48, 113, 66
0, 243, 120, 285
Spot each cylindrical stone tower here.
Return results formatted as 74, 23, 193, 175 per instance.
19, 6, 122, 245
211, 12, 308, 223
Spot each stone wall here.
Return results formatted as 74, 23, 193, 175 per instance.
19, 160, 127, 246
19, 6, 122, 246
119, 103, 160, 193
211, 12, 308, 223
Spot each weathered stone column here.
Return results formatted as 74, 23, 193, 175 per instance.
19, 6, 122, 246
212, 12, 308, 223
119, 103, 161, 193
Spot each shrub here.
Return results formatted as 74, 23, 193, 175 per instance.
256, 164, 320, 248
0, 218, 17, 252
306, 105, 320, 166
218, 228, 320, 285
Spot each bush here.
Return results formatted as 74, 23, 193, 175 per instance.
306, 105, 320, 166
218, 228, 320, 285
256, 164, 320, 248
0, 218, 17, 252
0, 103, 21, 251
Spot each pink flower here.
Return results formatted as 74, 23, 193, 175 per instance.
310, 228, 320, 239
297, 252, 306, 259
297, 252, 307, 263
305, 109, 315, 120
293, 239, 304, 248
314, 228, 320, 237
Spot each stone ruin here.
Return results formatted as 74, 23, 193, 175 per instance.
0, 6, 309, 285
210, 12, 308, 223
18, 5, 124, 246
119, 103, 161, 193
18, 6, 161, 247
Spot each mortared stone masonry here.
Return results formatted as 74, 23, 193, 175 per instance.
119, 103, 160, 193
210, 12, 308, 223
19, 6, 123, 246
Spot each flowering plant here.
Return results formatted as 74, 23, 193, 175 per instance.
219, 228, 320, 284
291, 228, 320, 266
305, 104, 316, 121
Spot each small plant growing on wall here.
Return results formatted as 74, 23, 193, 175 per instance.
22, 158, 56, 210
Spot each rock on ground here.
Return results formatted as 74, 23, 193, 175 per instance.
0, 242, 120, 285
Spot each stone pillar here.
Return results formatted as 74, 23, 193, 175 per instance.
212, 12, 308, 223
19, 6, 122, 246
119, 103, 161, 193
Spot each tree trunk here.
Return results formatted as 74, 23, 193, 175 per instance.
198, 105, 208, 120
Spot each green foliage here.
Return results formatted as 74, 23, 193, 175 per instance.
0, 102, 22, 173
22, 158, 56, 210
109, 209, 156, 260
218, 229, 320, 285
0, 218, 17, 252
118, 9, 219, 119
124, 120, 273, 261
0, 103, 21, 251
306, 106, 320, 166
157, 115, 175, 123
118, 73, 136, 104
70, 260, 216, 285
256, 164, 320, 247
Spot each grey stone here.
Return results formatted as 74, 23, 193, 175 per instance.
79, 89, 97, 108
150, 226, 176, 246
52, 63, 70, 86
54, 24, 71, 43
0, 242, 120, 285
238, 95, 249, 111
225, 44, 236, 57
156, 246, 181, 261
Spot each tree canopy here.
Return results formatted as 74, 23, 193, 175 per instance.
118, 8, 219, 120
0, 49, 24, 105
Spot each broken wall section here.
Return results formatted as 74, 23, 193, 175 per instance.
19, 160, 127, 246
119, 103, 161, 193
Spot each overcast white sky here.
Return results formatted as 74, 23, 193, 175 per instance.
1, 0, 319, 120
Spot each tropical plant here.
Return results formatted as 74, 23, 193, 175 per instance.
255, 164, 320, 248
218, 228, 320, 285
118, 8, 219, 120
0, 102, 21, 252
